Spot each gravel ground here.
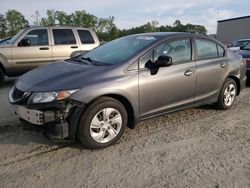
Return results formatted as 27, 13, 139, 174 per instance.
0, 79, 249, 188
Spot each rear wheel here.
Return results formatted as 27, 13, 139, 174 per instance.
77, 97, 128, 149
216, 78, 237, 110
0, 68, 4, 85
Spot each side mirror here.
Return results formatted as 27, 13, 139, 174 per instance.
18, 38, 31, 47
145, 55, 173, 75
155, 55, 173, 67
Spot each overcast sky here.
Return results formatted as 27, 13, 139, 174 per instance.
0, 0, 249, 34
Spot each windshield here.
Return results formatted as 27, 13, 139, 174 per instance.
234, 40, 250, 47
81, 35, 158, 65
6, 29, 25, 44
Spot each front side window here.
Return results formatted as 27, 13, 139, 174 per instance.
195, 39, 218, 59
139, 38, 192, 68
77, 30, 95, 44
154, 39, 192, 64
53, 29, 76, 45
22, 29, 48, 46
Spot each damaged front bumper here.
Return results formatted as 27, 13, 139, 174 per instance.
15, 99, 85, 142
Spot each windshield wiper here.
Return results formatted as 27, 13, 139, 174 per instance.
81, 57, 93, 62
80, 57, 101, 65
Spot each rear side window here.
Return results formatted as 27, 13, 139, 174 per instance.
195, 39, 218, 59
22, 29, 48, 46
77, 30, 95, 44
53, 29, 76, 45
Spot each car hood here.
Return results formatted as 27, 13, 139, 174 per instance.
15, 60, 113, 92
238, 50, 250, 58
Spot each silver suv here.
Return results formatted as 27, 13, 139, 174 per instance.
0, 26, 100, 84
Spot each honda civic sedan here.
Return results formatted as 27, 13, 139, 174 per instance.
9, 32, 247, 149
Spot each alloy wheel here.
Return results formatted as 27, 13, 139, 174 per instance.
90, 108, 122, 143
223, 83, 236, 106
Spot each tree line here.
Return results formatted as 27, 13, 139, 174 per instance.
0, 9, 207, 41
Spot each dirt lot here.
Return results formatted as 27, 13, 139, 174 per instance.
0, 79, 249, 188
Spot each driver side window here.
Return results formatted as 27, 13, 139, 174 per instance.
155, 39, 191, 64
21, 29, 48, 46
139, 38, 192, 68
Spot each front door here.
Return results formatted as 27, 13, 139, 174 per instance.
11, 28, 52, 72
139, 38, 196, 119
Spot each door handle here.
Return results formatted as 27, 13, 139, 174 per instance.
184, 70, 196, 76
71, 46, 78, 49
39, 47, 49, 50
220, 62, 228, 68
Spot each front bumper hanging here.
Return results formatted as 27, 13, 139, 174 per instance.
15, 100, 85, 142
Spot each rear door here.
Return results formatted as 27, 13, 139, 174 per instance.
139, 37, 196, 118
11, 28, 52, 71
194, 38, 229, 103
51, 28, 79, 61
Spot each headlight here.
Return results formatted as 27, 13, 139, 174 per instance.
28, 89, 79, 104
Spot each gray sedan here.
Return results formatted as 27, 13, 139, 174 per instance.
9, 32, 247, 149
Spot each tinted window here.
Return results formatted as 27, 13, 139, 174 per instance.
77, 30, 95, 44
53, 29, 76, 45
218, 45, 225, 57
22, 29, 48, 46
154, 39, 191, 64
196, 39, 218, 59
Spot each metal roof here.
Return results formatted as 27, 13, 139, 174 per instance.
218, 15, 250, 23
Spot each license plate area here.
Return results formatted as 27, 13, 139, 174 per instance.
17, 106, 44, 125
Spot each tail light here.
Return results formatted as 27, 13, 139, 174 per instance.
242, 59, 247, 65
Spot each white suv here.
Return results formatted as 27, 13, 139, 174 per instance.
0, 26, 100, 84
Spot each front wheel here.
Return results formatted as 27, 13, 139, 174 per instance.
216, 78, 237, 110
77, 97, 128, 149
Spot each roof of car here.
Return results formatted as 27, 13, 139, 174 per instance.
129, 32, 207, 39
131, 32, 190, 37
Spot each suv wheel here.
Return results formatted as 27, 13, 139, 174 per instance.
216, 78, 237, 110
77, 97, 128, 149
0, 69, 4, 85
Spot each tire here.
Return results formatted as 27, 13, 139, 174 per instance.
216, 78, 237, 110
0, 68, 4, 85
77, 97, 128, 149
